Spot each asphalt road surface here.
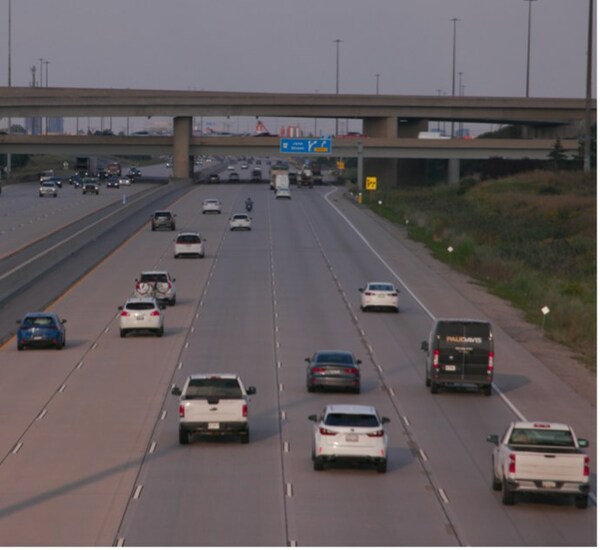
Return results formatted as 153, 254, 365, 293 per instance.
0, 181, 595, 546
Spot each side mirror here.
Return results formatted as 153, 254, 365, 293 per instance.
421, 341, 429, 352
578, 438, 589, 448
61, 319, 67, 324
486, 434, 499, 445
246, 386, 256, 395
118, 306, 123, 311
358, 288, 364, 292
381, 417, 390, 424
308, 414, 318, 422
171, 386, 182, 396
305, 357, 311, 363
357, 359, 363, 365
15, 320, 20, 324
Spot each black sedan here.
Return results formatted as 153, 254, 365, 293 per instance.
305, 350, 362, 393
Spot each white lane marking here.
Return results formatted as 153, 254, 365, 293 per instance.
419, 449, 429, 462
388, 387, 395, 397
91, 343, 98, 351
58, 384, 66, 393
37, 409, 48, 420
283, 441, 290, 453
115, 537, 125, 546
279, 383, 284, 392
438, 488, 449, 503
184, 342, 189, 349
76, 361, 83, 370
133, 485, 143, 500
177, 362, 183, 370
161, 410, 167, 420
286, 483, 293, 497
149, 441, 157, 454
12, 442, 23, 454
289, 540, 297, 547
281, 410, 287, 420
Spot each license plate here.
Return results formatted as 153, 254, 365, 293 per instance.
135, 315, 145, 320
542, 480, 556, 488
445, 365, 456, 372
208, 422, 220, 430
345, 434, 359, 442
33, 336, 43, 340
329, 370, 342, 375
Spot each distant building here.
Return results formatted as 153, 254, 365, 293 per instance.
47, 117, 64, 134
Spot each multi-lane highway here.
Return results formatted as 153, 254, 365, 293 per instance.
0, 163, 595, 546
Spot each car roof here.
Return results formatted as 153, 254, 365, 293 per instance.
232, 213, 250, 217
188, 373, 240, 381
324, 404, 378, 416
315, 349, 354, 356
203, 198, 220, 202
140, 270, 170, 275
177, 231, 200, 236
513, 421, 571, 431
366, 281, 395, 287
124, 297, 159, 305
22, 312, 57, 318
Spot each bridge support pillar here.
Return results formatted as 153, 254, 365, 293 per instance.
447, 158, 460, 184
173, 116, 192, 179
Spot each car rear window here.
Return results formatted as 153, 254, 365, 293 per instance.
368, 284, 394, 291
22, 316, 56, 328
509, 428, 575, 447
185, 378, 243, 399
315, 352, 354, 365
324, 413, 379, 428
177, 235, 200, 244
125, 302, 155, 311
140, 273, 168, 283
154, 212, 171, 219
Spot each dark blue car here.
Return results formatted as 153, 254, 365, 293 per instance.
16, 312, 66, 350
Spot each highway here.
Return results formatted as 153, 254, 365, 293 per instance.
0, 164, 595, 546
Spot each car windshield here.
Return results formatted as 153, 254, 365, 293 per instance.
315, 352, 354, 365
22, 316, 56, 329
154, 212, 171, 219
509, 428, 575, 447
125, 302, 155, 311
140, 273, 168, 283
324, 413, 379, 428
233, 215, 248, 220
185, 378, 243, 399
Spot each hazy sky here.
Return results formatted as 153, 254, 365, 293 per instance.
0, 0, 596, 135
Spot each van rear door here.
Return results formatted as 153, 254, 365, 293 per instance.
436, 321, 491, 383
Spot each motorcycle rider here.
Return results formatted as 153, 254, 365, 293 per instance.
245, 197, 253, 211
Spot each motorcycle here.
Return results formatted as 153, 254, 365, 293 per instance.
245, 201, 253, 212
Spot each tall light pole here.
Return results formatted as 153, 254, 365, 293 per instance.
44, 60, 49, 86
375, 73, 380, 95
524, 0, 537, 97
334, 38, 342, 135
584, 0, 594, 173
450, 17, 459, 138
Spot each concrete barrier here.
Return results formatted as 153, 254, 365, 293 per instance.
0, 179, 192, 306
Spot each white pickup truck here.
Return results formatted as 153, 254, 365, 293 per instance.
171, 374, 256, 445
487, 421, 591, 508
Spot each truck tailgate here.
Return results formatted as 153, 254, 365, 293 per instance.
182, 399, 244, 423
515, 450, 587, 483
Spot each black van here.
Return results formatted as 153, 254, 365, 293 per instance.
421, 319, 494, 396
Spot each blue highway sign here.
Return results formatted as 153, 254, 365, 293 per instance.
280, 138, 332, 155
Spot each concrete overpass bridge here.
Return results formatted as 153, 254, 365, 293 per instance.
0, 87, 593, 184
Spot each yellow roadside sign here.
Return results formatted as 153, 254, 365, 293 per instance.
365, 177, 377, 190
336, 160, 345, 170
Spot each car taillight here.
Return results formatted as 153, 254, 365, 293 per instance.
508, 453, 516, 474
151, 310, 161, 316
167, 282, 172, 289
312, 367, 326, 374
135, 282, 142, 290
319, 427, 337, 436
389, 292, 398, 297
242, 404, 248, 418
367, 430, 385, 438
433, 349, 440, 370
488, 351, 494, 372
583, 455, 590, 477
179, 404, 185, 418
120, 310, 129, 317
344, 367, 358, 374
364, 291, 374, 296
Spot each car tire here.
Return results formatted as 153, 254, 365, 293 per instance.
483, 385, 492, 396
501, 478, 515, 505
170, 297, 176, 306
313, 458, 325, 471
179, 427, 189, 445
120, 329, 127, 338
430, 381, 439, 394
376, 460, 387, 474
353, 387, 361, 394
174, 254, 179, 259
240, 432, 250, 444
151, 226, 155, 231
17, 343, 24, 350
307, 385, 315, 393
575, 495, 589, 509
425, 372, 431, 387
492, 462, 502, 491
156, 327, 163, 337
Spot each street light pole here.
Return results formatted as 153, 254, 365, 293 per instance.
524, 0, 537, 97
6, 0, 12, 182
450, 17, 459, 138
584, 0, 594, 173
334, 38, 342, 135
375, 73, 380, 95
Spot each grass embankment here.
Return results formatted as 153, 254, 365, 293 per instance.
359, 171, 596, 370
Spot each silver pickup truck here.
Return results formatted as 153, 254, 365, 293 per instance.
171, 374, 256, 445
487, 421, 591, 508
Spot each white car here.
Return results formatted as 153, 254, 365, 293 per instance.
275, 188, 291, 199
134, 271, 176, 306
118, 297, 164, 337
39, 182, 58, 197
359, 282, 400, 312
309, 404, 390, 473
229, 213, 252, 231
202, 199, 222, 214
174, 232, 205, 258
118, 175, 131, 185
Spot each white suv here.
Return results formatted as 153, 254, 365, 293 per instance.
309, 404, 390, 473
134, 271, 176, 306
118, 297, 164, 337
174, 232, 205, 258
229, 213, 252, 231
202, 199, 221, 214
